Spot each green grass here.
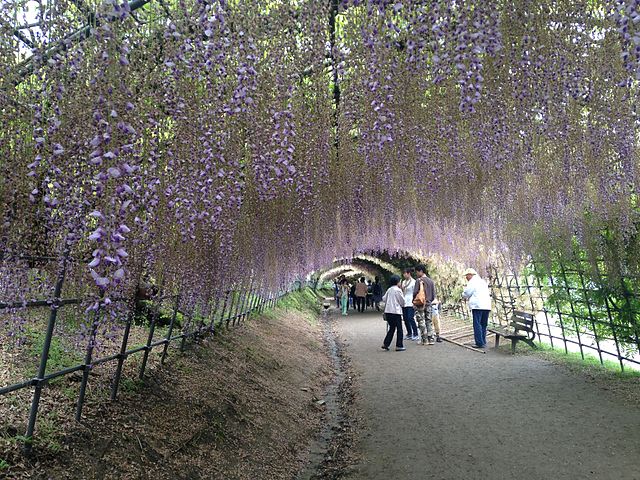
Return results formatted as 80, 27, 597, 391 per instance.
237, 287, 327, 324
135, 301, 185, 328
502, 340, 640, 379
26, 327, 83, 381
277, 288, 323, 316
120, 377, 145, 394
531, 342, 640, 379
2, 412, 62, 454
0, 459, 10, 471
36, 412, 62, 453
61, 384, 77, 401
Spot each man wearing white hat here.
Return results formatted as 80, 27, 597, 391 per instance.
462, 268, 492, 348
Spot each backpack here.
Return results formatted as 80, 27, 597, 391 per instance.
413, 280, 426, 308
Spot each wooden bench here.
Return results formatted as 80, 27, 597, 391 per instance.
488, 311, 538, 353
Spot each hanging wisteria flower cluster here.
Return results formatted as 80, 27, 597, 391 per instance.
0, 0, 639, 333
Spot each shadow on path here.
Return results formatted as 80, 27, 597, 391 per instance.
335, 312, 640, 480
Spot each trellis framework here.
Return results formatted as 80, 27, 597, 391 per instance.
1, 0, 640, 453
1, 1, 639, 304
487, 260, 640, 371
0, 254, 289, 452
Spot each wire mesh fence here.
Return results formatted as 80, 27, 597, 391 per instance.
434, 279, 470, 322
436, 258, 640, 372
487, 261, 640, 372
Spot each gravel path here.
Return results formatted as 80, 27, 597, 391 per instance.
335, 312, 640, 480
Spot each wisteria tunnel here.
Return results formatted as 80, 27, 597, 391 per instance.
1, 0, 640, 478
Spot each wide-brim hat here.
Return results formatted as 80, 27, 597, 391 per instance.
463, 268, 478, 276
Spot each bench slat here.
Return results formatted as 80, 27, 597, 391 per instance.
488, 328, 529, 339
489, 311, 537, 353
513, 311, 534, 322
509, 321, 535, 333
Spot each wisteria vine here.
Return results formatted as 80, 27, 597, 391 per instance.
0, 0, 639, 340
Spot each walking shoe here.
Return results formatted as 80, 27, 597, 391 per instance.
471, 344, 485, 349
427, 337, 435, 345
395, 347, 406, 351
411, 335, 420, 341
404, 335, 412, 340
381, 345, 390, 351
436, 335, 443, 343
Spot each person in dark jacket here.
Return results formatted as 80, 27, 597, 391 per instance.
366, 280, 374, 309
413, 265, 436, 345
349, 283, 356, 310
372, 276, 383, 311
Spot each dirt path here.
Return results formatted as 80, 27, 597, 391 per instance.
335, 312, 640, 480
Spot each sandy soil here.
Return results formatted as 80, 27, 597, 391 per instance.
335, 311, 640, 480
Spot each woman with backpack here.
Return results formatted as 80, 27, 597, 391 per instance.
413, 265, 436, 345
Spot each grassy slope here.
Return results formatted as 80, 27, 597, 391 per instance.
0, 288, 331, 479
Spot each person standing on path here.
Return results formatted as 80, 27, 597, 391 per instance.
355, 277, 368, 313
340, 279, 350, 316
372, 276, 383, 311
350, 282, 356, 310
366, 280, 373, 310
413, 265, 436, 345
462, 268, 492, 348
381, 275, 406, 351
401, 268, 419, 341
432, 298, 443, 342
